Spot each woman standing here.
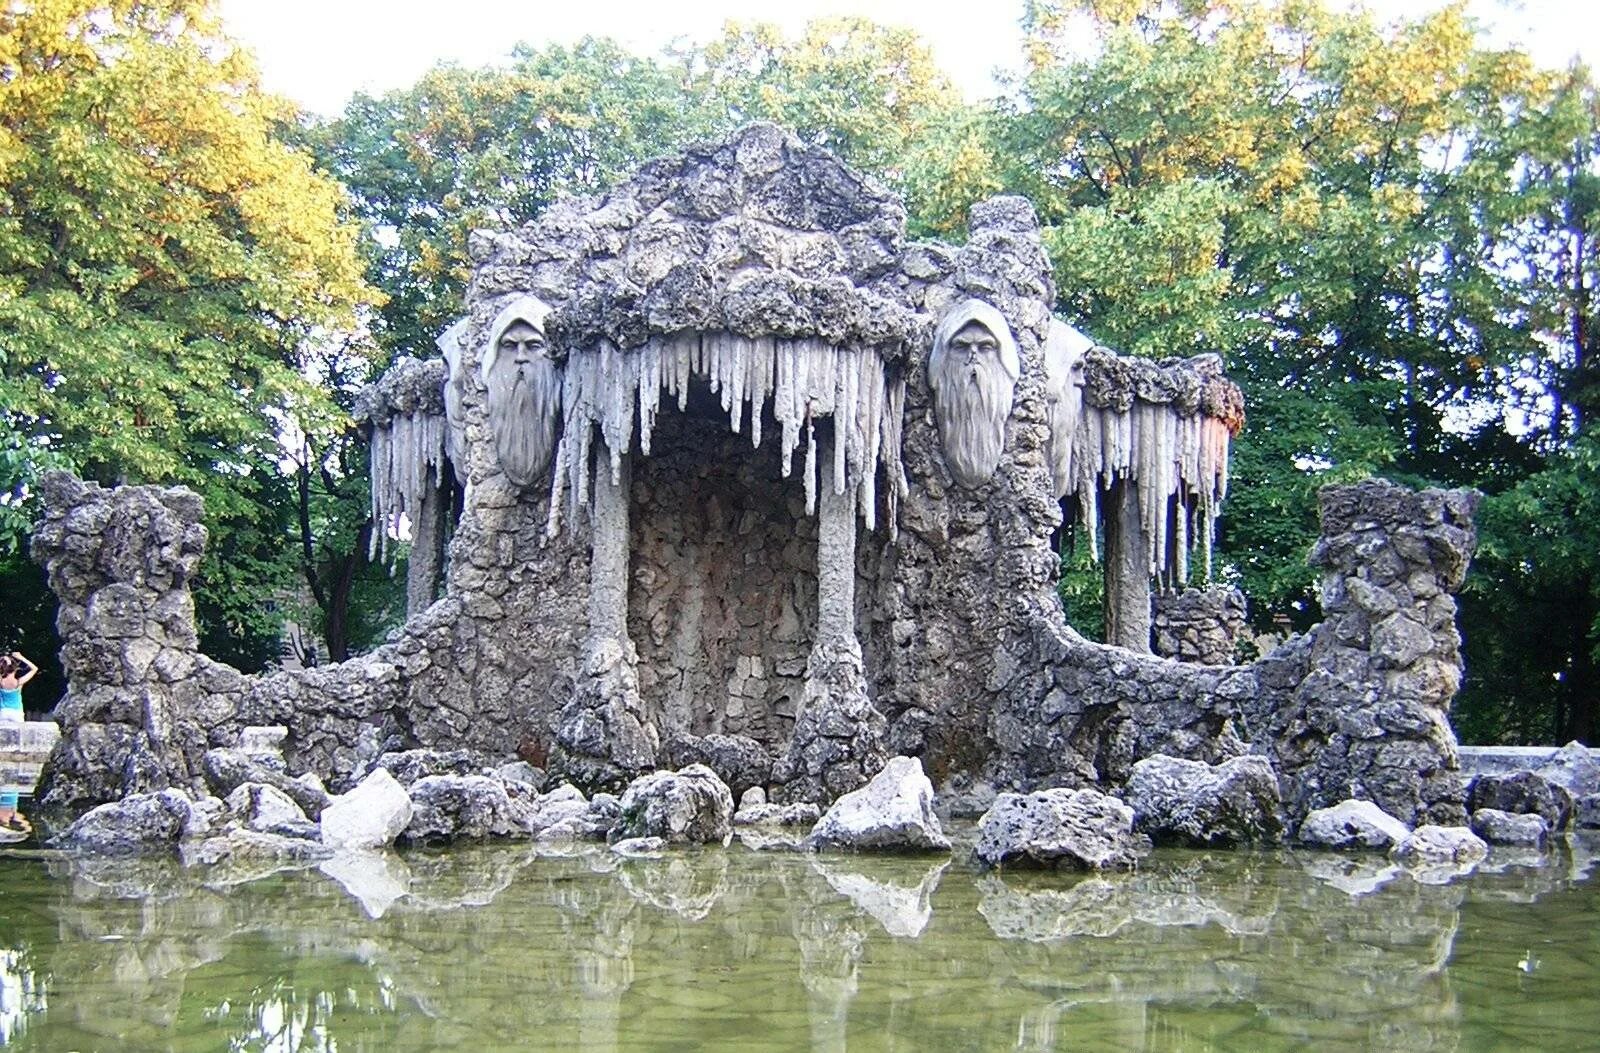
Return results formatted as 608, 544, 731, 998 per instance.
0, 651, 37, 723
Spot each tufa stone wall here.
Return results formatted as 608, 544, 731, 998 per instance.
1241, 481, 1479, 826
34, 125, 1479, 830
1153, 587, 1248, 666
29, 474, 248, 810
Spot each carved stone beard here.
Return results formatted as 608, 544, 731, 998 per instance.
1043, 319, 1090, 499
485, 352, 563, 489
438, 319, 470, 486
932, 349, 1014, 488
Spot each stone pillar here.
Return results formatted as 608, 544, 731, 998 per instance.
773, 436, 887, 805
1152, 586, 1247, 665
588, 453, 631, 640
28, 472, 249, 813
404, 480, 449, 617
1103, 478, 1152, 652
1251, 480, 1481, 826
815, 457, 857, 649
548, 443, 658, 792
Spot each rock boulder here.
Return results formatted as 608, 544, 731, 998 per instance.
807, 756, 950, 851
663, 732, 772, 800
1467, 771, 1574, 832
50, 789, 196, 856
1393, 824, 1488, 864
974, 788, 1141, 871
320, 768, 413, 851
612, 764, 734, 845
403, 774, 540, 843
1124, 754, 1284, 846
1468, 808, 1549, 848
1297, 799, 1411, 851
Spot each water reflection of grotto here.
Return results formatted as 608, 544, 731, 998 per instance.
1, 840, 1593, 1050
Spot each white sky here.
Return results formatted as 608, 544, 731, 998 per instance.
217, 0, 1598, 117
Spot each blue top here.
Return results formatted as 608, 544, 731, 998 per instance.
0, 687, 21, 712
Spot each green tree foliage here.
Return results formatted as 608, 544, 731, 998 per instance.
0, 1, 377, 683
1007, 1, 1598, 739
312, 38, 711, 361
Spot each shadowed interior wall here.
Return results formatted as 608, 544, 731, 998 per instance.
627, 387, 897, 755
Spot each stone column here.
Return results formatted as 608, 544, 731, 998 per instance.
815, 455, 857, 649
1103, 478, 1152, 652
588, 453, 632, 640
548, 442, 658, 792
773, 434, 887, 805
404, 479, 449, 617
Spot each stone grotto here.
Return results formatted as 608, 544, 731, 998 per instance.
28, 124, 1492, 847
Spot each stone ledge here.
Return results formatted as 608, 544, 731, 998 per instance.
1458, 745, 1591, 777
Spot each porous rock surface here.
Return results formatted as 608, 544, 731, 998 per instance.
662, 731, 772, 801
320, 768, 413, 851
1467, 771, 1574, 832
611, 764, 734, 846
50, 789, 198, 856
1152, 586, 1248, 666
203, 748, 330, 820
1392, 825, 1488, 865
807, 756, 949, 851
225, 782, 317, 840
30, 125, 1485, 845
974, 788, 1141, 871
1297, 799, 1411, 851
402, 774, 540, 844
1468, 808, 1549, 847
1124, 754, 1284, 846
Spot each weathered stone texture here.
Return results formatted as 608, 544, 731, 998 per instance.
1467, 771, 1574, 832
31, 124, 1484, 841
610, 764, 734, 845
1124, 754, 1285, 846
29, 473, 247, 811
807, 756, 949, 851
1298, 799, 1412, 851
974, 788, 1142, 871
1240, 482, 1480, 827
1153, 586, 1248, 665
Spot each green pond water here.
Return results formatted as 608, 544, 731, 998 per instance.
0, 827, 1596, 1052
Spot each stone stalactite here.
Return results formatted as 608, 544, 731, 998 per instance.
545, 334, 907, 540
1069, 403, 1231, 585
368, 409, 448, 563
405, 481, 448, 617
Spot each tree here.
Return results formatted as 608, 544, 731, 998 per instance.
0, 1, 377, 679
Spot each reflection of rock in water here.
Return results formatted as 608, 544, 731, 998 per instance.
0, 948, 47, 1046
810, 857, 946, 938
319, 850, 411, 918
9, 846, 1598, 1050
978, 857, 1279, 941
1301, 854, 1403, 897
780, 862, 871, 1053
616, 852, 730, 921
977, 854, 1469, 1051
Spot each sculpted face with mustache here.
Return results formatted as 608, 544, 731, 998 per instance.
928, 299, 1021, 489
481, 296, 562, 489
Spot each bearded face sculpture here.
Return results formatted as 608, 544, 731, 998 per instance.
481, 295, 562, 489
437, 317, 472, 487
928, 300, 1021, 488
1043, 318, 1091, 499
